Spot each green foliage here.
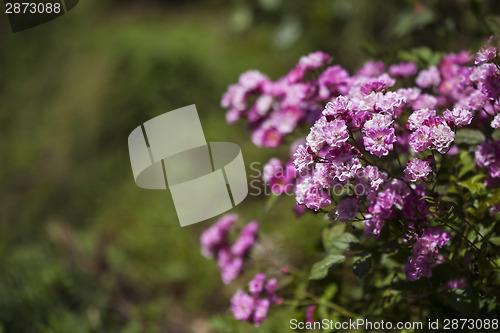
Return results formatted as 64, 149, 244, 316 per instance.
486, 15, 500, 35
309, 254, 345, 280
398, 46, 444, 67
322, 226, 360, 253
353, 252, 372, 278
455, 129, 486, 145
442, 289, 480, 317
228, 0, 500, 68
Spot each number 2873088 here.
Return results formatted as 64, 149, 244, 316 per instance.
5, 2, 62, 14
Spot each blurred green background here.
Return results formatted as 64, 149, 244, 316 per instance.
0, 0, 498, 332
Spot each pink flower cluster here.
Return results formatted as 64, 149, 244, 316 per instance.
200, 214, 258, 284
408, 110, 452, 153
404, 227, 451, 281
262, 158, 297, 194
222, 37, 500, 283
365, 181, 431, 239
476, 139, 500, 183
230, 273, 281, 326
442, 276, 469, 291
221, 51, 333, 148
476, 139, 500, 212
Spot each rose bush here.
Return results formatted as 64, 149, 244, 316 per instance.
204, 37, 500, 327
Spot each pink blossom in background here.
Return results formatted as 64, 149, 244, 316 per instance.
230, 273, 281, 326
416, 66, 441, 88
230, 290, 255, 321
306, 305, 316, 323
201, 215, 259, 284
404, 227, 451, 281
389, 61, 418, 77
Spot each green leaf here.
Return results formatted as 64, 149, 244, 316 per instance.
398, 46, 442, 67
264, 193, 280, 212
380, 240, 398, 254
457, 151, 475, 179
391, 9, 435, 38
478, 189, 500, 213
317, 304, 329, 325
309, 254, 345, 280
328, 232, 361, 253
457, 174, 486, 194
493, 130, 500, 141
486, 15, 500, 35
353, 252, 372, 278
488, 189, 500, 206
489, 237, 500, 246
494, 258, 500, 268
441, 289, 479, 317
455, 129, 485, 145
322, 224, 346, 251
422, 196, 435, 204
479, 220, 497, 239
320, 284, 338, 302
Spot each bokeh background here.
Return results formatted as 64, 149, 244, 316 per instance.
0, 0, 499, 332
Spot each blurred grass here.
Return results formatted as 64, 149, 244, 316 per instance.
0, 2, 324, 332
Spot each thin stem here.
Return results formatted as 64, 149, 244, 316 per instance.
305, 292, 355, 317
463, 218, 500, 259
444, 223, 480, 252
370, 160, 418, 196
444, 222, 499, 268
482, 107, 494, 117
280, 299, 354, 318
395, 150, 403, 170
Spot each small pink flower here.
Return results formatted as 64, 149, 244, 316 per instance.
231, 221, 259, 257
248, 273, 266, 298
404, 158, 432, 182
230, 274, 280, 326
306, 305, 316, 323
409, 126, 433, 152
389, 61, 418, 77
253, 298, 271, 326
416, 66, 440, 88
221, 257, 243, 284
407, 108, 436, 131
363, 127, 397, 157
335, 197, 359, 222
431, 122, 455, 154
323, 119, 349, 148
442, 277, 469, 291
475, 46, 497, 65
200, 214, 237, 258
230, 290, 255, 321
298, 51, 331, 70
491, 113, 500, 129
293, 145, 315, 173
443, 107, 473, 127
